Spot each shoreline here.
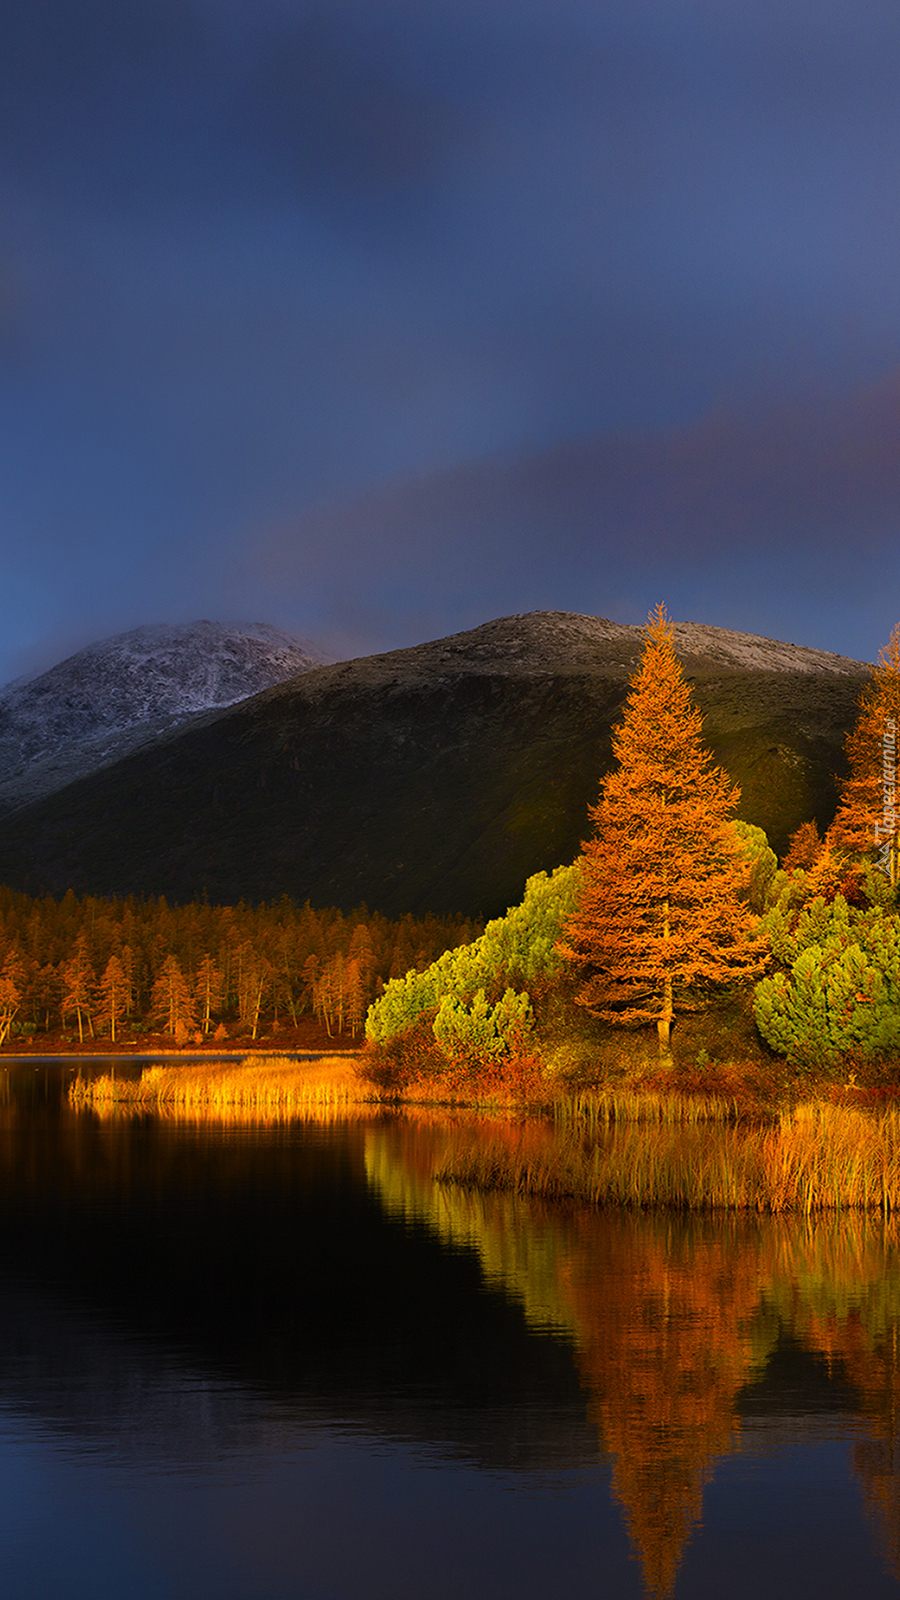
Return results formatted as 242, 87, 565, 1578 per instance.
61, 1059, 900, 1214
0, 1048, 361, 1063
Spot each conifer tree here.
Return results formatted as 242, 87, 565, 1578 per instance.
152, 955, 195, 1042
343, 957, 368, 1038
828, 622, 900, 884
34, 962, 62, 1034
119, 944, 136, 1018
61, 936, 95, 1044
782, 820, 822, 873
98, 954, 128, 1043
0, 953, 22, 1046
194, 953, 223, 1035
314, 952, 348, 1037
301, 952, 321, 1018
558, 605, 766, 1050
236, 946, 270, 1040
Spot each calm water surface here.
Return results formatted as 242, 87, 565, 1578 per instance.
0, 1063, 899, 1599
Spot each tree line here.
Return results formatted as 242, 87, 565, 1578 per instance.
0, 888, 481, 1045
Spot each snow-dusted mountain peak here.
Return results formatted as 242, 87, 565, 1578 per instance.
0, 620, 330, 814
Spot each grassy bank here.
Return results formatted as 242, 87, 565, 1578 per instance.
69, 1053, 375, 1121
435, 1100, 900, 1213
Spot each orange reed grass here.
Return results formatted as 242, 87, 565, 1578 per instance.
69, 1054, 376, 1123
436, 1102, 900, 1213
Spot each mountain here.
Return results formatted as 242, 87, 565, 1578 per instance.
0, 621, 328, 816
0, 611, 871, 917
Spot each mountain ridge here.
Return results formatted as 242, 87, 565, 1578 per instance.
0, 610, 871, 916
245, 610, 868, 687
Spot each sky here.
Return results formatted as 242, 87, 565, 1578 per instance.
2, 0, 900, 683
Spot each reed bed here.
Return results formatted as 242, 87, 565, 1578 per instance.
554, 1087, 738, 1129
69, 1054, 377, 1122
436, 1102, 900, 1213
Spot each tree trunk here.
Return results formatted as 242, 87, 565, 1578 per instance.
657, 975, 673, 1051
657, 901, 673, 1056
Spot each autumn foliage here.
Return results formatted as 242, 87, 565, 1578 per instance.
0, 886, 479, 1046
782, 819, 822, 873
828, 622, 900, 878
558, 605, 766, 1048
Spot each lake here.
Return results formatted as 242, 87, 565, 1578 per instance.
0, 1061, 898, 1599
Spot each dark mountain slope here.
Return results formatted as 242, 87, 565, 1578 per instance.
0, 612, 870, 917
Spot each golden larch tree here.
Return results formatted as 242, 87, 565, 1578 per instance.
61, 935, 95, 1044
782, 820, 822, 872
828, 621, 900, 884
98, 954, 128, 1043
558, 604, 766, 1049
152, 954, 196, 1042
0, 952, 22, 1047
194, 953, 223, 1035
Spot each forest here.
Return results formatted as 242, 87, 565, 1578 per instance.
0, 888, 480, 1047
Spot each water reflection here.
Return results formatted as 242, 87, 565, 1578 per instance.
0, 1072, 594, 1468
365, 1115, 900, 1597
1, 1068, 900, 1597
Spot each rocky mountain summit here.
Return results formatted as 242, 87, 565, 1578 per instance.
0, 621, 327, 815
297, 610, 866, 687
0, 611, 872, 916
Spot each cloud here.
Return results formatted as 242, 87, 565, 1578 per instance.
248, 370, 900, 659
231, 13, 456, 205
1, 1, 900, 679
0, 0, 459, 218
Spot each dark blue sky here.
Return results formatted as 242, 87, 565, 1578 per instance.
2, 0, 900, 682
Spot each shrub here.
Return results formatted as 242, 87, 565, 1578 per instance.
432, 987, 534, 1066
442, 1048, 545, 1104
365, 864, 579, 1046
362, 1017, 446, 1093
753, 893, 900, 1069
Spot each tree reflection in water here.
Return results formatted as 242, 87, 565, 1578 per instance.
365, 1114, 900, 1598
